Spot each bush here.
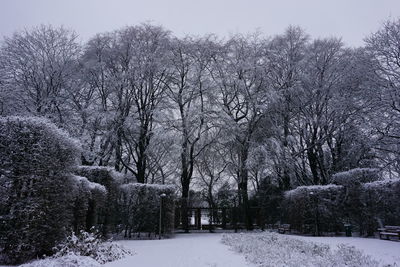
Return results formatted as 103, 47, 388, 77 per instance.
119, 183, 175, 238
19, 253, 101, 267
0, 116, 81, 264
53, 231, 133, 264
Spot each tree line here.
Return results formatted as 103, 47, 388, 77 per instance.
1, 19, 400, 230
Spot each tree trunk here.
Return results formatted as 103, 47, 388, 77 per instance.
238, 143, 253, 230
115, 126, 123, 171
307, 148, 320, 184
181, 177, 190, 232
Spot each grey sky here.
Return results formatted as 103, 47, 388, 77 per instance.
1, 0, 400, 47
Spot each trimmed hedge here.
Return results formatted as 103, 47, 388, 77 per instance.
0, 117, 81, 264
69, 175, 107, 233
0, 116, 177, 265
119, 183, 175, 237
283, 168, 400, 236
74, 166, 123, 236
284, 185, 344, 234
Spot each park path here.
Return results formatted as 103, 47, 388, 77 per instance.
104, 233, 254, 267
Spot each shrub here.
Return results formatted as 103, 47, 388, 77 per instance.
19, 253, 101, 267
0, 116, 81, 264
53, 231, 133, 264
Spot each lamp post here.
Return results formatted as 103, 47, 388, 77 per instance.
159, 193, 166, 239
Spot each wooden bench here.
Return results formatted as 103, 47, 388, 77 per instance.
278, 224, 291, 234
378, 226, 400, 241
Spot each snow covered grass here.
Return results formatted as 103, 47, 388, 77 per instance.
222, 232, 387, 267
3, 232, 399, 267
291, 235, 400, 267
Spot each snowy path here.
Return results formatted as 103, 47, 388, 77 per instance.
290, 235, 400, 266
104, 233, 255, 267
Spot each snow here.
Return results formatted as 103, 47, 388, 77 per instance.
290, 235, 400, 266
120, 182, 176, 192
104, 233, 254, 267
70, 175, 107, 194
0, 254, 101, 267
2, 233, 399, 267
363, 178, 400, 188
285, 184, 342, 198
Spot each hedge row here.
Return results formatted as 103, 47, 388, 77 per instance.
0, 117, 175, 264
283, 169, 400, 236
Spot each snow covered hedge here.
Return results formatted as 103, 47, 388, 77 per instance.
69, 175, 107, 234
362, 179, 400, 230
282, 168, 400, 236
119, 183, 175, 238
0, 116, 174, 264
75, 166, 177, 238
331, 168, 380, 186
0, 116, 81, 264
74, 166, 124, 235
283, 185, 344, 234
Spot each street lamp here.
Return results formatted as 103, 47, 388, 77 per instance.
159, 193, 167, 239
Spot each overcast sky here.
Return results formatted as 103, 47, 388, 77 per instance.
1, 0, 400, 47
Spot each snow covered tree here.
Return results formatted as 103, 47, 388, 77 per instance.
365, 18, 400, 177
0, 25, 81, 123
210, 33, 273, 230
165, 36, 218, 231
81, 24, 172, 183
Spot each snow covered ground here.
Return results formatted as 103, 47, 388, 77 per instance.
2, 232, 400, 266
104, 233, 254, 267
290, 235, 400, 266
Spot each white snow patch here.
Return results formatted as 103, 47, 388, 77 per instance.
104, 233, 254, 267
